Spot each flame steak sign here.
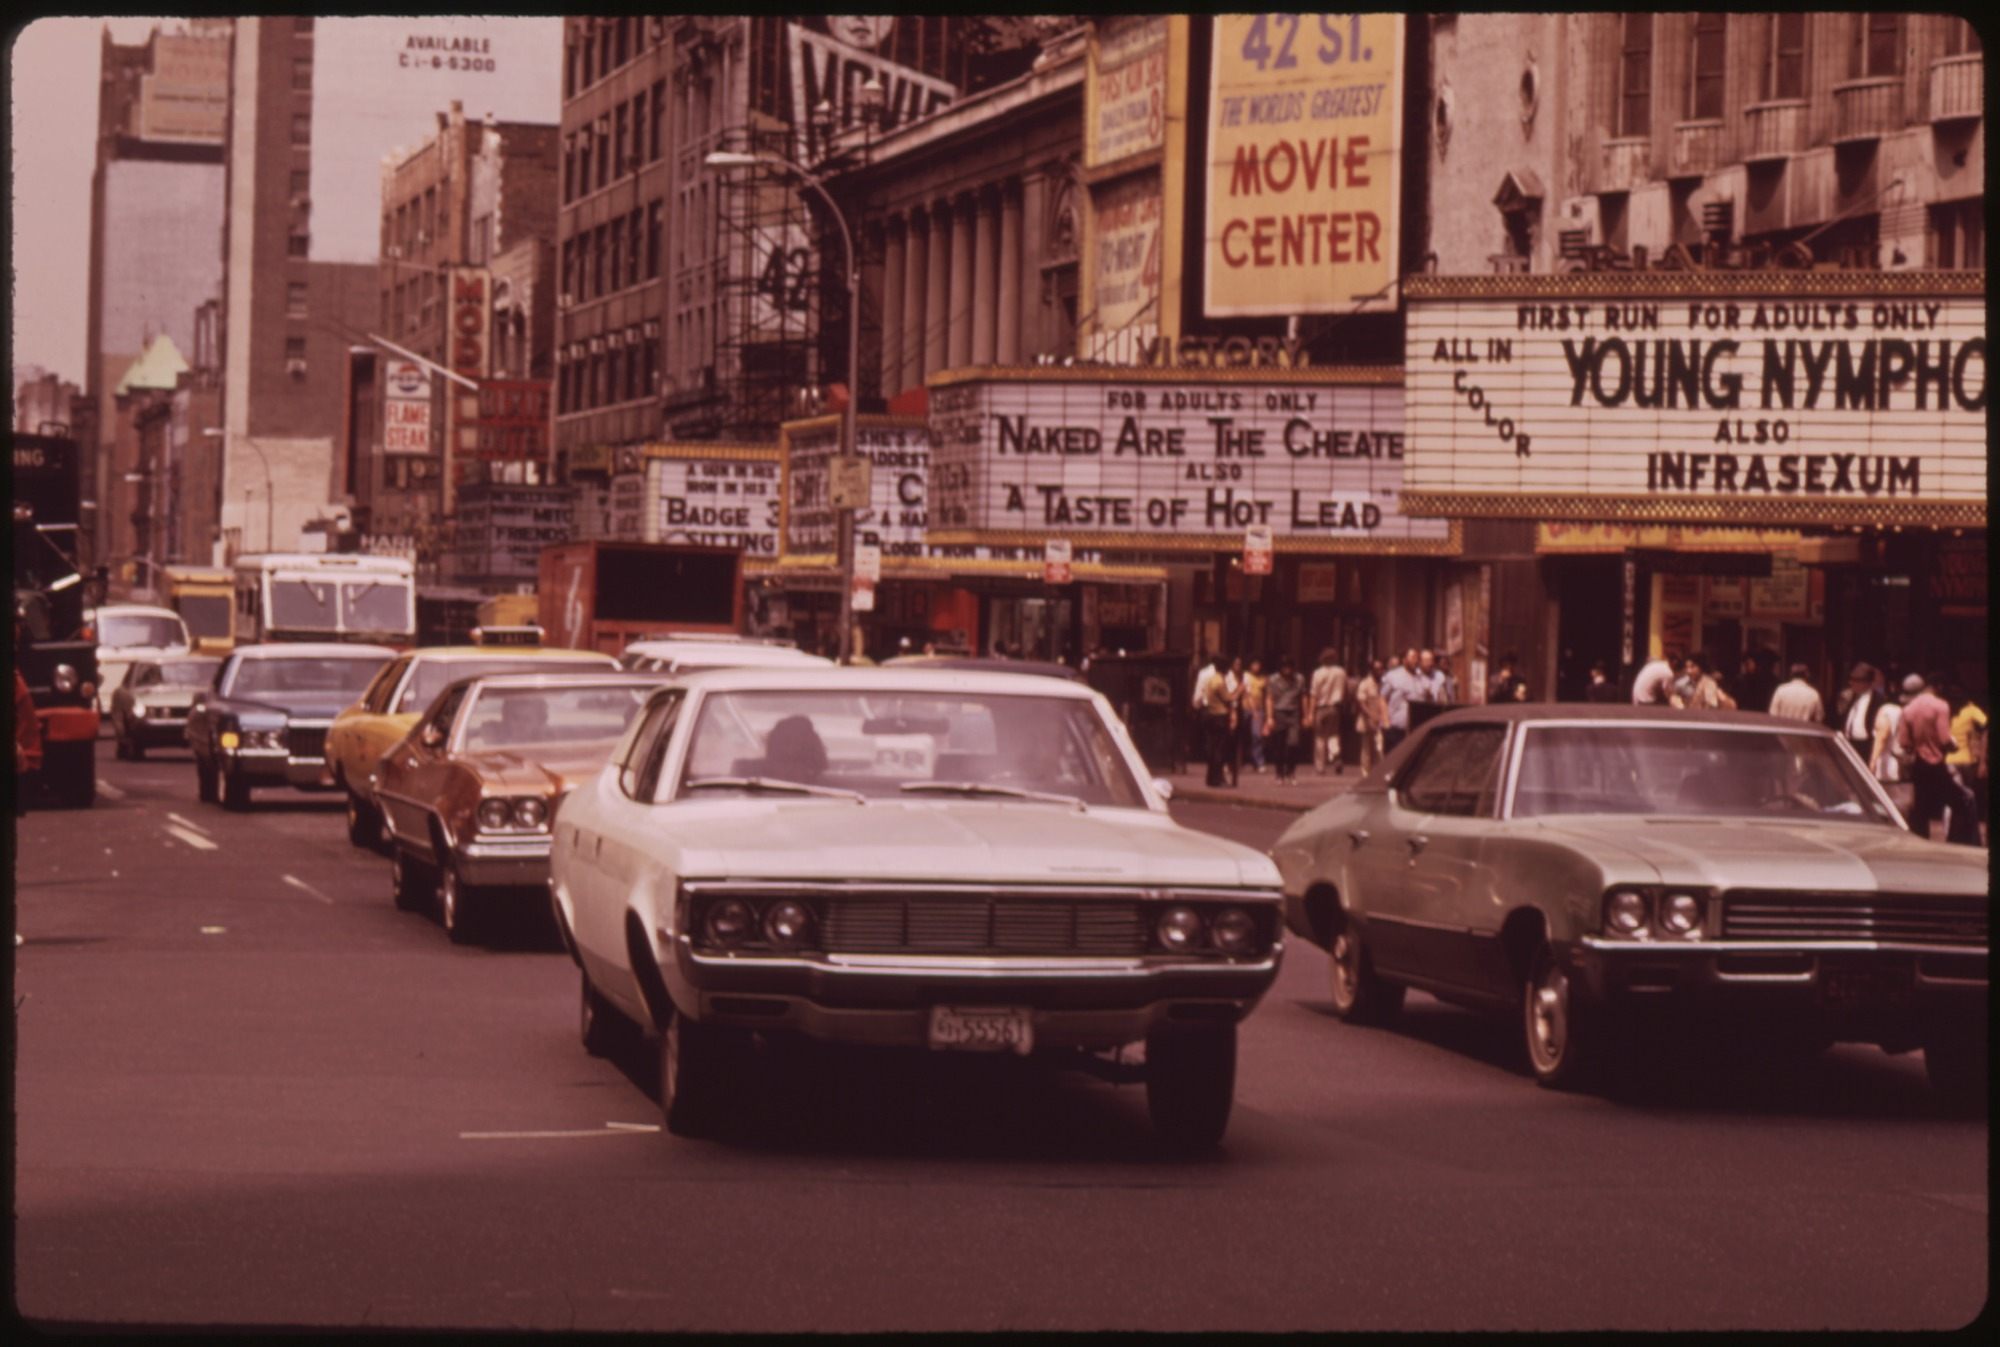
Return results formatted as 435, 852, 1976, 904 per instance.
925, 374, 1446, 546
1404, 287, 1986, 520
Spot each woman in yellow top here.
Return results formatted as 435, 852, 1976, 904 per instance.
1241, 658, 1270, 773
1946, 691, 1986, 842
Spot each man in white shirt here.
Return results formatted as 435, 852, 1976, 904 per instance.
1190, 654, 1235, 787
1379, 648, 1431, 754
1767, 664, 1825, 721
1306, 648, 1347, 775
1632, 652, 1678, 706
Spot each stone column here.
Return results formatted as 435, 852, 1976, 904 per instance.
1020, 172, 1049, 358
881, 217, 905, 400
971, 186, 999, 366
997, 179, 1023, 364
902, 206, 929, 391
948, 191, 976, 370
924, 199, 951, 378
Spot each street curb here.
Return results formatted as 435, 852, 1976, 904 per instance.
1172, 786, 1319, 813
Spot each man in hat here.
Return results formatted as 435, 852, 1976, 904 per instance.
1835, 662, 1890, 765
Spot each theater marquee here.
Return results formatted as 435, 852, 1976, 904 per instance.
1403, 273, 1987, 527
924, 367, 1454, 554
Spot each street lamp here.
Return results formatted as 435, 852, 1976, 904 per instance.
206, 427, 273, 553
706, 131, 871, 664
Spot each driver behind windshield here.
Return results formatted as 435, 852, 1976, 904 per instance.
760, 715, 828, 783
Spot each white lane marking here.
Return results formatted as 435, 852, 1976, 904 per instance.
199, 926, 226, 935
166, 825, 219, 852
281, 874, 336, 905
603, 1121, 661, 1133
165, 812, 211, 836
459, 1128, 652, 1140
97, 780, 126, 800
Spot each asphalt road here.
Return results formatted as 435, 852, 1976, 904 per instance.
12, 742, 1988, 1331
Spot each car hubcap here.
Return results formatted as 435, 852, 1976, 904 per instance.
1332, 931, 1358, 1005
441, 873, 458, 929
664, 1018, 683, 1104
1531, 967, 1567, 1066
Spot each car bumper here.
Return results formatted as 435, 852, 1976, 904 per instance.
38, 707, 100, 745
224, 749, 339, 789
667, 944, 1283, 1050
128, 715, 189, 746
455, 836, 552, 888
1571, 937, 1986, 1033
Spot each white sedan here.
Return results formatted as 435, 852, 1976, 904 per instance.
551, 667, 1285, 1149
89, 603, 193, 714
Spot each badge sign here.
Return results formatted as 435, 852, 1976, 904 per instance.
1044, 538, 1074, 585
1243, 523, 1273, 575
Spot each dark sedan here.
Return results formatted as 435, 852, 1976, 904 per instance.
187, 643, 395, 809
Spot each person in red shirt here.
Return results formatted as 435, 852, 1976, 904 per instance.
1898, 672, 1975, 844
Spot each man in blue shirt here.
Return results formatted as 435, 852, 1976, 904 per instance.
1379, 648, 1431, 754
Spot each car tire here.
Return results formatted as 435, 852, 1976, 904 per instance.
1146, 1025, 1237, 1153
196, 754, 218, 804
390, 848, 434, 912
438, 863, 477, 945
1523, 944, 1606, 1091
660, 1009, 730, 1138
345, 791, 381, 850
114, 728, 131, 761
1328, 914, 1405, 1026
221, 768, 252, 811
581, 974, 626, 1057
1924, 1029, 1988, 1116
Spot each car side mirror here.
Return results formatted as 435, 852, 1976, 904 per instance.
1152, 777, 1175, 802
420, 723, 446, 750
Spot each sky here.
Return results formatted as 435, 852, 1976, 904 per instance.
10, 16, 164, 387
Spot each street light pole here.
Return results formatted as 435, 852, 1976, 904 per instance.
705, 142, 868, 664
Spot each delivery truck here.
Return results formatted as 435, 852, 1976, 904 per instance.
538, 541, 741, 657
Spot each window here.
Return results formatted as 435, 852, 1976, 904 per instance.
1395, 725, 1507, 817
650, 79, 667, 161
607, 345, 624, 403
599, 18, 613, 76
577, 133, 592, 198
1930, 201, 1984, 270
646, 201, 663, 279
625, 208, 642, 287
286, 282, 308, 317
580, 27, 594, 86
291, 112, 311, 145
563, 135, 576, 202
290, 169, 309, 197
287, 231, 310, 258
620, 690, 683, 801
639, 334, 656, 400
596, 117, 610, 192
1687, 13, 1726, 120
593, 224, 608, 296
1944, 17, 1981, 56
1766, 13, 1807, 100
633, 87, 648, 167
1850, 13, 1901, 78
616, 17, 631, 68
292, 56, 311, 90
294, 18, 313, 37
1619, 14, 1653, 137
614, 102, 629, 179
609, 218, 625, 293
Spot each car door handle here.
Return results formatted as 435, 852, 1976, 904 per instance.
1406, 835, 1429, 857
1348, 830, 1370, 847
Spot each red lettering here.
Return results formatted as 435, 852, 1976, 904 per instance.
1356, 211, 1381, 262
1221, 219, 1249, 268
1229, 144, 1262, 197
1281, 214, 1305, 266
1343, 135, 1371, 188
1264, 140, 1297, 192
1327, 213, 1351, 263
1251, 217, 1275, 267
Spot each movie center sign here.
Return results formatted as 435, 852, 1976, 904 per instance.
1403, 274, 1987, 527
924, 368, 1453, 552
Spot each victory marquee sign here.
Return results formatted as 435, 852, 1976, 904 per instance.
1403, 274, 1986, 527
925, 369, 1451, 551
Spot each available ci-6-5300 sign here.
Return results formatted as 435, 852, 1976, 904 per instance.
1402, 272, 1985, 528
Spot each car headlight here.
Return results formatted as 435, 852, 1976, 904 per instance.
1659, 892, 1703, 937
219, 729, 240, 750
703, 898, 755, 947
477, 798, 513, 831
762, 899, 814, 948
512, 797, 548, 830
245, 729, 284, 750
1604, 889, 1650, 936
1156, 904, 1205, 952
1208, 906, 1257, 955
52, 664, 78, 694
131, 703, 148, 719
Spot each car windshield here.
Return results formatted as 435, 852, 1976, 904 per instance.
176, 594, 231, 639
228, 657, 384, 697
678, 689, 1147, 807
99, 613, 187, 649
340, 579, 410, 633
156, 659, 222, 688
269, 580, 339, 631
399, 656, 612, 712
1511, 724, 1899, 826
460, 684, 654, 751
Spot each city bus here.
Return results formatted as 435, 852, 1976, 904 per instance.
233, 553, 417, 647
162, 564, 236, 655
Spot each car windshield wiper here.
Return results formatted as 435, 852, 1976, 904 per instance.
900, 780, 1087, 811
682, 775, 867, 803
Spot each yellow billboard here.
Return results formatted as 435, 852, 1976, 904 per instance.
1204, 14, 1403, 318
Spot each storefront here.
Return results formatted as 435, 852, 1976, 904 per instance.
923, 365, 1459, 669
1404, 271, 1986, 700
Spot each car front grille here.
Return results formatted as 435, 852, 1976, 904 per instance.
824, 895, 1149, 956
1720, 891, 1988, 948
287, 724, 330, 761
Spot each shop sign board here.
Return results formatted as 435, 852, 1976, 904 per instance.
853, 542, 883, 583
1086, 15, 1168, 170
385, 359, 431, 402
459, 379, 551, 483
1533, 522, 1802, 553
449, 485, 575, 584
1204, 14, 1404, 318
1243, 523, 1273, 574
384, 398, 433, 455
924, 369, 1454, 552
1044, 538, 1073, 585
783, 419, 932, 559
850, 577, 877, 612
645, 449, 781, 556
1404, 274, 1987, 527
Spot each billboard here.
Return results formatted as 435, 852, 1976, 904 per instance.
785, 23, 956, 165
781, 418, 932, 559
1403, 274, 1988, 527
306, 18, 562, 264
1086, 15, 1167, 170
1203, 14, 1403, 318
925, 368, 1453, 552
1085, 174, 1162, 365
645, 448, 782, 556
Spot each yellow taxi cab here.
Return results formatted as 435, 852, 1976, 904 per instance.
326, 628, 618, 849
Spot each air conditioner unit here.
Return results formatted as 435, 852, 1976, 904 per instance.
589, 336, 605, 353
642, 319, 660, 339
290, 194, 311, 210
386, 244, 403, 260
559, 292, 575, 307
1556, 196, 1602, 245
285, 357, 308, 377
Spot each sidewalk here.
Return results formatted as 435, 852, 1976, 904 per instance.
1163, 761, 1362, 813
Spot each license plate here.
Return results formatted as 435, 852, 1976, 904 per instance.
927, 1005, 1033, 1055
1820, 964, 1913, 1007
